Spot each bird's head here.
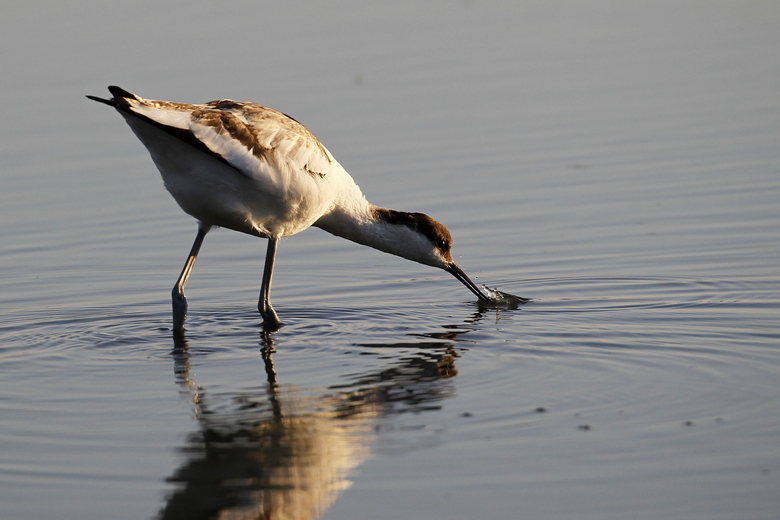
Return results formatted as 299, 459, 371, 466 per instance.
370, 208, 494, 303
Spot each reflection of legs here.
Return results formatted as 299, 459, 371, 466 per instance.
172, 223, 211, 331
258, 237, 282, 329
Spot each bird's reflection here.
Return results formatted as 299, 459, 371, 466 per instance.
468, 300, 519, 325
160, 328, 467, 520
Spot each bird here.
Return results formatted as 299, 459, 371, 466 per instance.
87, 86, 525, 331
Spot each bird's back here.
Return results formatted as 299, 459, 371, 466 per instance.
94, 87, 358, 238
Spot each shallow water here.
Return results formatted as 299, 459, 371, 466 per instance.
2, 2, 779, 519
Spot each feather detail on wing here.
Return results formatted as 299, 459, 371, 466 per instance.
99, 88, 333, 182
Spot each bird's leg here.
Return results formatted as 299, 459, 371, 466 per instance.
172, 223, 211, 332
258, 237, 283, 330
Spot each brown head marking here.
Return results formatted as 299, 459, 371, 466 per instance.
371, 207, 454, 261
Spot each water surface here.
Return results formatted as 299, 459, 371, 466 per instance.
1, 2, 779, 519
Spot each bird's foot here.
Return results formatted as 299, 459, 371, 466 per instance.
172, 289, 188, 332
260, 304, 283, 331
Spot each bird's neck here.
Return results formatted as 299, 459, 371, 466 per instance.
314, 200, 437, 266
315, 198, 391, 249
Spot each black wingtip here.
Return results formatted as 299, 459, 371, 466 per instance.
86, 94, 116, 106
87, 85, 139, 108
107, 85, 138, 101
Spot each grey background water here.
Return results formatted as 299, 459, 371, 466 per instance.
1, 2, 779, 519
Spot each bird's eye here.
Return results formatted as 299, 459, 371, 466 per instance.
436, 239, 450, 250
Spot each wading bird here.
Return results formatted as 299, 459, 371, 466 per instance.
88, 86, 524, 331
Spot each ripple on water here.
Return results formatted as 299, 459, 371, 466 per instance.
2, 274, 774, 360
1, 274, 778, 520
4, 275, 773, 350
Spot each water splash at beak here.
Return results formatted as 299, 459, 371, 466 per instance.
446, 263, 529, 305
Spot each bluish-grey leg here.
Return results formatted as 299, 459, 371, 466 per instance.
258, 237, 283, 329
172, 223, 211, 331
